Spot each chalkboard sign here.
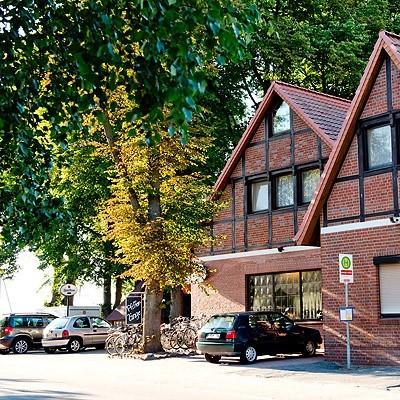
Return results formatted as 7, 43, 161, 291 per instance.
125, 294, 143, 325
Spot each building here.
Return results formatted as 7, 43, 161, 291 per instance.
192, 31, 400, 366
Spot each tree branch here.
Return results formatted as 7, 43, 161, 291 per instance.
101, 111, 141, 211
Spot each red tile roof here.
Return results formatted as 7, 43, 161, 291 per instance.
295, 31, 400, 245
213, 81, 350, 194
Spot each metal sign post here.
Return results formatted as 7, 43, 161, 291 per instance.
339, 254, 353, 370
344, 283, 351, 369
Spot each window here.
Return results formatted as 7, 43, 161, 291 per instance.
301, 168, 320, 203
26, 317, 43, 327
379, 263, 400, 317
273, 102, 290, 134
251, 180, 269, 212
275, 174, 294, 208
248, 270, 322, 320
73, 317, 90, 329
366, 125, 392, 170
90, 317, 110, 328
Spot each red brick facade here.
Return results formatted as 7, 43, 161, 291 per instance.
193, 32, 400, 366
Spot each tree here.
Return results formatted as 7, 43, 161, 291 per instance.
1, 0, 256, 350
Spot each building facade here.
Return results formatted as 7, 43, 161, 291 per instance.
193, 31, 400, 366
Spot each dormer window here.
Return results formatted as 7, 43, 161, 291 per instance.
272, 101, 290, 134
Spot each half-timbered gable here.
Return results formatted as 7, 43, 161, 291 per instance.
208, 82, 350, 256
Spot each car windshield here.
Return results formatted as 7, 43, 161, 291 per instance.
202, 315, 236, 330
47, 318, 69, 330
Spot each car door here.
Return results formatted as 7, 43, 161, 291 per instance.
90, 317, 111, 345
268, 312, 298, 353
72, 317, 92, 346
248, 313, 277, 355
26, 316, 44, 345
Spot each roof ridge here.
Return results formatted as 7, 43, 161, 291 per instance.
275, 81, 352, 104
380, 30, 400, 40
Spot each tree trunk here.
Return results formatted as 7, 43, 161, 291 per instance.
113, 276, 123, 309
102, 271, 112, 317
169, 288, 184, 321
143, 287, 163, 353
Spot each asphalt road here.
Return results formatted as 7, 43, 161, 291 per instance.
1, 350, 400, 399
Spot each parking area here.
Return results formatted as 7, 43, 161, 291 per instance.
1, 350, 400, 399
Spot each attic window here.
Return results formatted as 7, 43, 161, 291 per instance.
273, 101, 290, 134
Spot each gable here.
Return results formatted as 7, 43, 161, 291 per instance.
295, 31, 400, 245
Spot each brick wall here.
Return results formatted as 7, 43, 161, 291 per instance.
192, 248, 321, 316
364, 173, 393, 214
294, 131, 318, 164
338, 136, 358, 178
321, 224, 400, 365
391, 60, 400, 110
269, 136, 291, 170
361, 60, 387, 119
327, 180, 360, 221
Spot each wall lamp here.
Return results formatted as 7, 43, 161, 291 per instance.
277, 246, 284, 253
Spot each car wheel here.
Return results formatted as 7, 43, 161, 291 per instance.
44, 347, 57, 354
67, 338, 82, 353
0, 349, 10, 355
13, 338, 29, 354
204, 353, 221, 364
302, 339, 316, 357
240, 344, 257, 364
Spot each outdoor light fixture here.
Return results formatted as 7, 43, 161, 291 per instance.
389, 216, 400, 224
277, 246, 284, 253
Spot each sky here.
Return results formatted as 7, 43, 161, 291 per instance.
0, 250, 103, 315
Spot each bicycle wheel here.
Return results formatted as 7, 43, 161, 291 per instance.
105, 335, 117, 355
114, 335, 128, 355
183, 327, 198, 349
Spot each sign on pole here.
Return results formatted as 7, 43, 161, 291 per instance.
59, 283, 78, 297
339, 307, 354, 322
339, 254, 353, 284
125, 293, 144, 325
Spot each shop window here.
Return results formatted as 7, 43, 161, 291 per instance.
272, 102, 290, 134
366, 125, 392, 170
250, 180, 269, 212
248, 270, 322, 320
301, 168, 320, 204
275, 174, 294, 208
379, 263, 400, 317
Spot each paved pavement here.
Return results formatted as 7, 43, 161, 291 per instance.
1, 350, 400, 399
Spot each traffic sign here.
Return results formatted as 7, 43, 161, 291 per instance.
60, 283, 78, 297
339, 254, 353, 284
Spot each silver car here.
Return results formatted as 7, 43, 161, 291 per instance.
42, 315, 111, 353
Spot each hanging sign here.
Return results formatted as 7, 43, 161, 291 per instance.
59, 283, 78, 297
125, 293, 143, 325
339, 254, 354, 284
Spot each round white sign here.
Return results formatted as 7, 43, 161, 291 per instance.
60, 283, 78, 297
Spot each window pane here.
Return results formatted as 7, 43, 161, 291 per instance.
367, 125, 392, 169
274, 272, 300, 319
302, 169, 320, 203
301, 270, 322, 320
273, 102, 290, 134
276, 174, 294, 207
251, 181, 269, 212
379, 263, 400, 315
248, 274, 274, 311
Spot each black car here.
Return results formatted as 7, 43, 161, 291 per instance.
197, 311, 322, 364
0, 313, 57, 354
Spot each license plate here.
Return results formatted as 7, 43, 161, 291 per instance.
207, 333, 220, 339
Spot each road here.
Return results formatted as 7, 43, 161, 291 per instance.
1, 350, 400, 399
